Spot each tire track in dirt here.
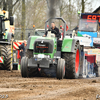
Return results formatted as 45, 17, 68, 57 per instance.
0, 71, 100, 100
21, 84, 100, 100
0, 88, 23, 92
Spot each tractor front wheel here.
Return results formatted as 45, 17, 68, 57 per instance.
21, 56, 28, 77
56, 59, 65, 79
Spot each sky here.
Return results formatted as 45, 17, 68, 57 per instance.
91, 0, 100, 12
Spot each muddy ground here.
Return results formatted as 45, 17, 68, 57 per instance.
0, 70, 100, 100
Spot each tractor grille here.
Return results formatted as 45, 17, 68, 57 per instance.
34, 39, 54, 53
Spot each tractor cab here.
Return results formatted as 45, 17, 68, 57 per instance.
77, 19, 99, 38
75, 19, 100, 47
44, 18, 68, 51
35, 29, 45, 36
0, 12, 14, 41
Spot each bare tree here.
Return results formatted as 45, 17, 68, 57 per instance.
81, 0, 85, 13
3, 0, 7, 10
58, 0, 78, 29
75, 0, 94, 13
21, 0, 26, 40
0, 0, 19, 17
59, 0, 68, 17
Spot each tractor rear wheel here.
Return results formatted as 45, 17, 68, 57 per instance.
0, 44, 13, 70
56, 59, 65, 79
62, 42, 81, 79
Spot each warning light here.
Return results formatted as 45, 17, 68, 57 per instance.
2, 10, 6, 14
33, 25, 35, 28
47, 25, 49, 28
4, 33, 5, 35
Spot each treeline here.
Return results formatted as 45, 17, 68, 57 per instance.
0, 0, 94, 39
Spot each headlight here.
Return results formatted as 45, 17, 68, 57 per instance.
34, 54, 50, 58
38, 54, 44, 58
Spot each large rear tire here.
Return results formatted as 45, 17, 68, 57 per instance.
62, 42, 81, 79
0, 45, 13, 70
56, 59, 65, 79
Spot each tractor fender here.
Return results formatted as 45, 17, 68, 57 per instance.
71, 39, 79, 53
26, 36, 31, 49
26, 36, 39, 50
61, 38, 79, 53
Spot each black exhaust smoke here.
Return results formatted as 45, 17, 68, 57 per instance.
47, 0, 60, 26
48, 0, 56, 18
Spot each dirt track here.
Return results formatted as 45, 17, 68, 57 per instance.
0, 70, 100, 100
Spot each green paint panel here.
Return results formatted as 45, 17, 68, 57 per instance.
61, 38, 73, 52
77, 32, 83, 37
31, 36, 57, 58
0, 14, 4, 17
29, 36, 56, 50
3, 57, 4, 64
4, 32, 8, 39
29, 36, 41, 49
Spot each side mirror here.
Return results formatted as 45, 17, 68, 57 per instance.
10, 16, 14, 25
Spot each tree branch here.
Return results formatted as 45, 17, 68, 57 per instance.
0, 0, 3, 3
12, 1, 21, 15
46, 0, 50, 9
0, 0, 3, 6
13, 0, 19, 7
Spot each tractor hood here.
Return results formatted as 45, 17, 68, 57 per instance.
26, 36, 57, 50
34, 38, 54, 53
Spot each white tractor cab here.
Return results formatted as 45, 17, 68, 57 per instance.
73, 19, 100, 47
77, 19, 99, 37
35, 29, 45, 36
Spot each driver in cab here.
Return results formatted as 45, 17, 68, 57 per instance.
43, 22, 60, 39
83, 23, 93, 31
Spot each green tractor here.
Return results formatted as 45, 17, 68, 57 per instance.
21, 18, 82, 79
0, 11, 14, 70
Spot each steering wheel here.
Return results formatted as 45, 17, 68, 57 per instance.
47, 29, 57, 36
51, 29, 57, 34
43, 29, 57, 37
